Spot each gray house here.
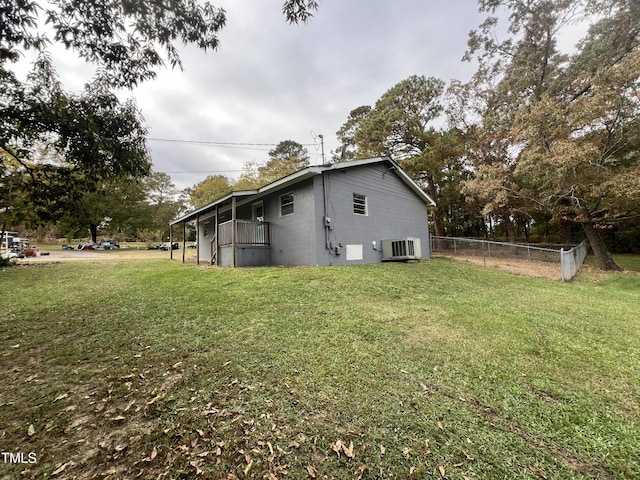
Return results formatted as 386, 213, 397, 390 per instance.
169, 156, 435, 267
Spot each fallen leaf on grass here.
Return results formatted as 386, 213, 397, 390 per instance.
189, 460, 204, 475
331, 439, 344, 457
243, 459, 253, 475
380, 444, 386, 455
27, 424, 36, 436
54, 393, 68, 402
343, 440, 355, 459
439, 465, 446, 477
355, 464, 366, 479
146, 395, 163, 406
52, 462, 74, 476
437, 421, 444, 430
306, 465, 317, 478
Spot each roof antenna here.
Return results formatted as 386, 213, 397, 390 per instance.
311, 131, 327, 166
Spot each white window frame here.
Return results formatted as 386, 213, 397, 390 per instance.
353, 193, 368, 216
280, 192, 294, 216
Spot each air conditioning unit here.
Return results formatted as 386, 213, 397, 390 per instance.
381, 238, 422, 261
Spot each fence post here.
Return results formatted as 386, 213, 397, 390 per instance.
560, 248, 565, 282
482, 240, 487, 268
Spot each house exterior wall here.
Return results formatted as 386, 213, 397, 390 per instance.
197, 212, 216, 264
313, 164, 430, 266
219, 245, 271, 267
188, 161, 431, 268
260, 178, 318, 266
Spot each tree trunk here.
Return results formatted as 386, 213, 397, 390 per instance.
560, 217, 572, 244
424, 175, 445, 237
502, 212, 516, 243
582, 221, 622, 271
89, 223, 98, 244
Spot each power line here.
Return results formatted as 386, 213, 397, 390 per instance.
163, 169, 245, 174
148, 137, 317, 150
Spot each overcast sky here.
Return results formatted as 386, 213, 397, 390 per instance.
32, 1, 492, 190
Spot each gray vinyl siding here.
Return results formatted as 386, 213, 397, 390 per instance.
263, 179, 318, 266
186, 159, 431, 267
314, 164, 430, 266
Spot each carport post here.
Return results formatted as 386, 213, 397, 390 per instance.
169, 224, 173, 260
231, 196, 237, 268
196, 214, 200, 266
182, 222, 186, 263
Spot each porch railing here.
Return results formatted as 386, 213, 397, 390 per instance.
218, 220, 271, 246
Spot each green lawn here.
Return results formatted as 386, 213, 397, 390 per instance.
1, 258, 638, 479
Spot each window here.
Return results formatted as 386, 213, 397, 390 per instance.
280, 192, 294, 216
353, 193, 367, 215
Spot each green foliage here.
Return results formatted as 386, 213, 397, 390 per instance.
282, 0, 319, 24
259, 139, 310, 183
460, 0, 640, 268
355, 75, 445, 159
231, 140, 311, 191
332, 105, 372, 162
1, 0, 318, 236
339, 75, 469, 237
188, 174, 233, 208
1, 57, 151, 228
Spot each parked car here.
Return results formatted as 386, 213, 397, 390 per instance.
157, 242, 179, 251
1, 251, 24, 260
98, 239, 120, 250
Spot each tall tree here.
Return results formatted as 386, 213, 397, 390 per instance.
232, 140, 311, 190
352, 75, 467, 237
144, 172, 184, 240
188, 175, 233, 208
59, 176, 150, 243
259, 140, 310, 183
464, 0, 640, 269
1, 0, 318, 227
332, 105, 372, 162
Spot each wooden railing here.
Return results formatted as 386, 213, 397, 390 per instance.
210, 232, 217, 265
218, 220, 270, 246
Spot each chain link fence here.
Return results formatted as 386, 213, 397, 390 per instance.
431, 236, 588, 281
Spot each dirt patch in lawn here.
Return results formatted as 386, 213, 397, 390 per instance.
16, 249, 189, 264
436, 254, 561, 280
